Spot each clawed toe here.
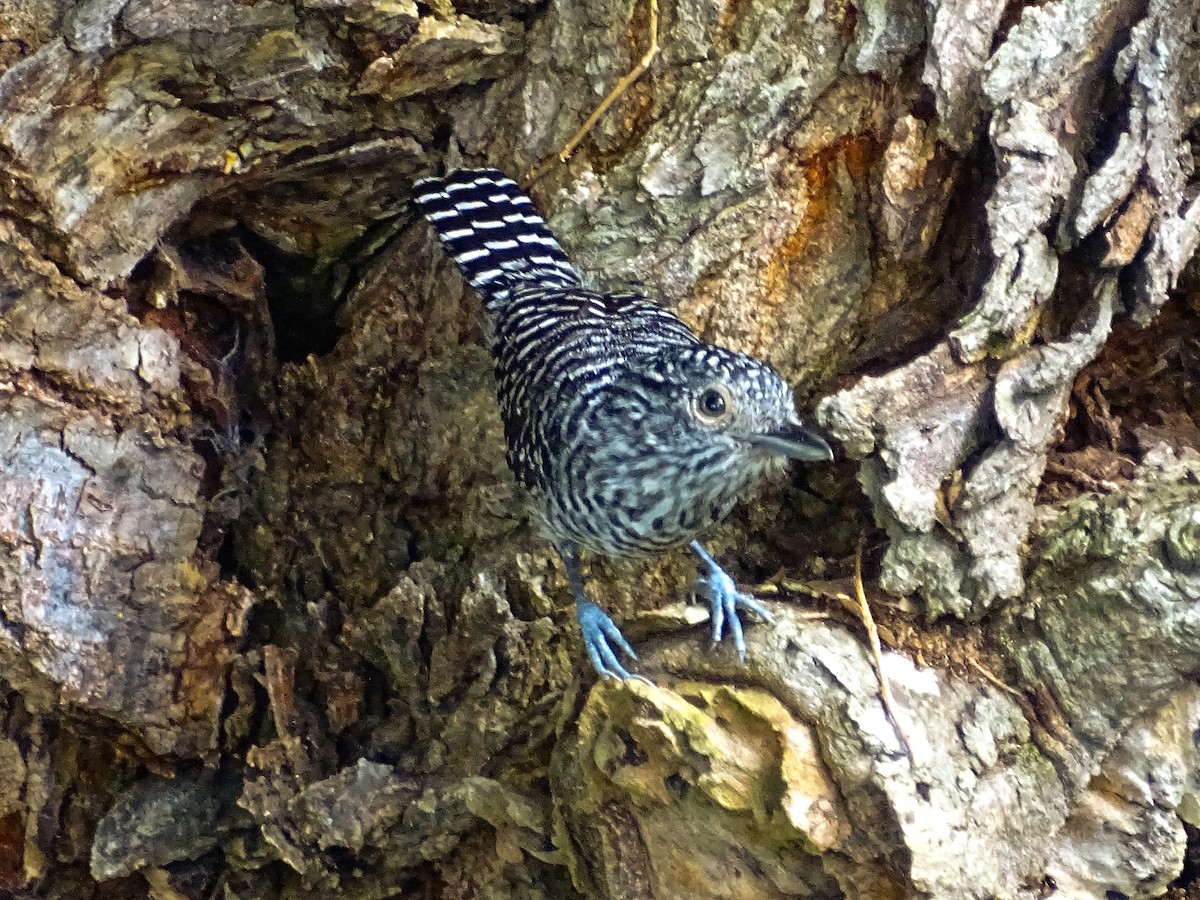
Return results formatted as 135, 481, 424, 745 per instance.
697, 570, 775, 662
577, 600, 652, 683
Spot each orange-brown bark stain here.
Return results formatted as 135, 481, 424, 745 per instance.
755, 134, 876, 349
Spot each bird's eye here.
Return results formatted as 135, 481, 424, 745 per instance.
694, 386, 733, 423
701, 390, 725, 415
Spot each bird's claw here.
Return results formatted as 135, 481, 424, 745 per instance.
697, 567, 775, 661
577, 600, 653, 684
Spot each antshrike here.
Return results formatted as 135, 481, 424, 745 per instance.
415, 169, 832, 680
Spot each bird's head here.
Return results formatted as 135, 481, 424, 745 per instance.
628, 345, 833, 476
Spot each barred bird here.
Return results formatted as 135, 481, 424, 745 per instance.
414, 168, 832, 680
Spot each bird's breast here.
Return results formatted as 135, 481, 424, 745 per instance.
531, 442, 771, 558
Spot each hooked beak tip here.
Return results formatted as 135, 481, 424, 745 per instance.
752, 423, 835, 462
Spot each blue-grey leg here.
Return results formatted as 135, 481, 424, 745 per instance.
561, 546, 648, 681
690, 540, 776, 661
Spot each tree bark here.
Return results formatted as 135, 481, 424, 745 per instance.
0, 0, 1198, 898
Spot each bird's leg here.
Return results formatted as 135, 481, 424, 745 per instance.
690, 541, 776, 661
561, 546, 648, 682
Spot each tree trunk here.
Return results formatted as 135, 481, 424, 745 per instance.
0, 0, 1198, 897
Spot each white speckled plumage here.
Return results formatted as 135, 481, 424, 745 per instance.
415, 168, 831, 679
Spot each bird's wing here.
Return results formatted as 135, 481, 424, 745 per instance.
499, 286, 699, 357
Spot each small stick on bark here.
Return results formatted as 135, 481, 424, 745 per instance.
969, 658, 1023, 699
852, 537, 914, 761
526, 0, 660, 183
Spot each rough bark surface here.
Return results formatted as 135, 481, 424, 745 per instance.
0, 0, 1198, 898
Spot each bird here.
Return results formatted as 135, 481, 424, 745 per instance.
414, 168, 833, 680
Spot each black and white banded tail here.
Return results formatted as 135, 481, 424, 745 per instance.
414, 169, 581, 311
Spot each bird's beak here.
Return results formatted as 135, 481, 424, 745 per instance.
750, 422, 834, 462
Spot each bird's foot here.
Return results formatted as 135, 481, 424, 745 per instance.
577, 600, 652, 683
697, 565, 775, 661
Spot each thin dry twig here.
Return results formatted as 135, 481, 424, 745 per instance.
851, 537, 914, 761
1044, 458, 1122, 494
968, 657, 1023, 699
1088, 380, 1123, 451
526, 0, 660, 183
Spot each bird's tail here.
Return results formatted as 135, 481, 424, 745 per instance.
414, 168, 582, 311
